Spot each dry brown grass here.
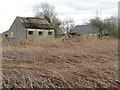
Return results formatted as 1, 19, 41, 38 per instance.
2, 36, 119, 88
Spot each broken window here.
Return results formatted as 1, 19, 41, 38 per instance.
28, 31, 33, 35
48, 31, 52, 35
38, 31, 43, 35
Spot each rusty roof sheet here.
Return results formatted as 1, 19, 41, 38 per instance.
18, 17, 54, 30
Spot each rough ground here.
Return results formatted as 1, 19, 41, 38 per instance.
2, 37, 119, 88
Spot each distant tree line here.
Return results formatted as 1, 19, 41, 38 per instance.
33, 2, 118, 38
86, 16, 118, 38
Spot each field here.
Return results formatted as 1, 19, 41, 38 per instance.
2, 37, 119, 88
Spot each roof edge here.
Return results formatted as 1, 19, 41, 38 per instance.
16, 16, 45, 20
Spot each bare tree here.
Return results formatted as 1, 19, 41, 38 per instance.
62, 17, 75, 34
33, 2, 62, 37
33, 2, 57, 23
103, 16, 118, 37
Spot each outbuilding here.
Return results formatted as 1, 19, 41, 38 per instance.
2, 16, 55, 38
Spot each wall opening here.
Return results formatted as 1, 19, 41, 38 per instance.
10, 32, 14, 37
28, 31, 33, 35
48, 31, 52, 35
5, 34, 8, 37
38, 31, 43, 35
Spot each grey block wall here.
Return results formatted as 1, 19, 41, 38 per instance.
26, 29, 54, 38
3, 17, 26, 38
9, 17, 26, 38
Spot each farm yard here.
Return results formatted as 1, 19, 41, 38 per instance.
2, 37, 119, 88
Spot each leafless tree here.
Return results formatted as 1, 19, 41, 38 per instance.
62, 17, 75, 34
33, 2, 57, 23
33, 2, 62, 37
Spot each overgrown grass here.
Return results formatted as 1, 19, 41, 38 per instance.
2, 36, 119, 88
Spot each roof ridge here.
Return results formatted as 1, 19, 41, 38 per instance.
17, 16, 44, 20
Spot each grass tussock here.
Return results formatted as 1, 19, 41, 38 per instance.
2, 36, 119, 88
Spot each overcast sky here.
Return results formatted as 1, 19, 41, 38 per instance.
0, 0, 118, 33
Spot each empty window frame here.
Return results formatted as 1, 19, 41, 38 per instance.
38, 31, 43, 35
28, 31, 33, 35
48, 31, 52, 35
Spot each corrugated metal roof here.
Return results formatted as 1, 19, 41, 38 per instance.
71, 25, 99, 34
18, 17, 54, 30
